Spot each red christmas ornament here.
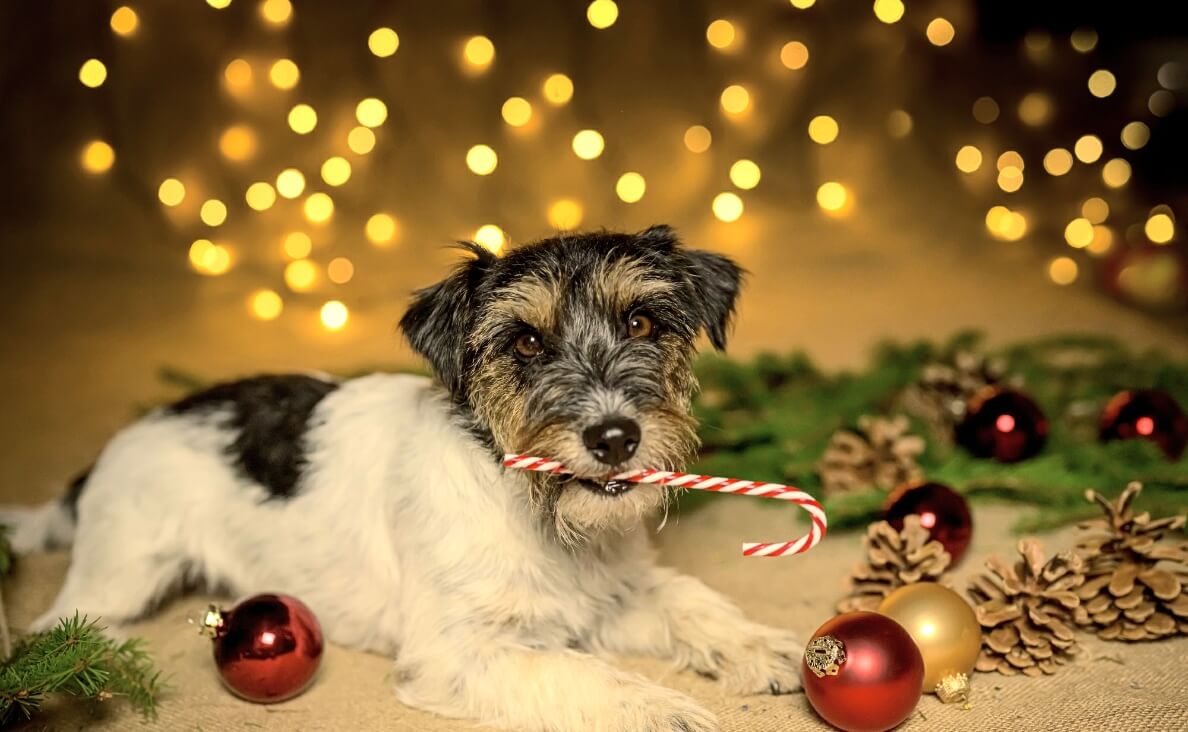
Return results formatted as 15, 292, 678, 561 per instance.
883, 481, 973, 564
802, 611, 924, 732
201, 593, 324, 703
1099, 388, 1188, 460
955, 386, 1048, 462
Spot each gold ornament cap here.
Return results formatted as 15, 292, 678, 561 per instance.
805, 635, 847, 678
193, 603, 226, 638
935, 672, 971, 704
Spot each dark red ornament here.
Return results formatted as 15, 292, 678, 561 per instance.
1099, 388, 1187, 460
955, 387, 1048, 462
201, 593, 324, 703
802, 611, 924, 732
883, 481, 973, 564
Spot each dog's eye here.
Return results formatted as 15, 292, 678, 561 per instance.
627, 312, 654, 339
514, 332, 544, 359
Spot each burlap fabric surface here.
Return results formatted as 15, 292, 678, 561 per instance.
4, 501, 1186, 731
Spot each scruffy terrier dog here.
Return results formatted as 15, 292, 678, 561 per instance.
2, 226, 802, 731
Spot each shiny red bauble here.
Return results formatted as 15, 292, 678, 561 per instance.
883, 481, 973, 564
802, 611, 924, 732
206, 593, 324, 703
1099, 388, 1187, 460
955, 387, 1048, 462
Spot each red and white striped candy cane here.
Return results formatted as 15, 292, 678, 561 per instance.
502, 455, 827, 558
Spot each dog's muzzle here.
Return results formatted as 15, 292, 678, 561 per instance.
574, 478, 635, 496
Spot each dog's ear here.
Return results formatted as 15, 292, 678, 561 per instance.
400, 242, 496, 395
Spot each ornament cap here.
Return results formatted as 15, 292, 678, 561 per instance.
935, 672, 970, 704
805, 634, 847, 678
197, 604, 226, 639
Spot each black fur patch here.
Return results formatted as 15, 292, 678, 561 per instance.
168, 375, 338, 499
61, 467, 91, 520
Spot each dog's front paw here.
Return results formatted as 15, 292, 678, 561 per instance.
699, 625, 804, 697
613, 680, 719, 732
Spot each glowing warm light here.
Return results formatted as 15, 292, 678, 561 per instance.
926, 18, 955, 46
985, 206, 1028, 241
780, 41, 809, 70
1146, 213, 1175, 244
919, 513, 937, 529
284, 259, 319, 291
111, 6, 139, 36
587, 0, 618, 29
269, 59, 300, 90
548, 199, 584, 230
712, 192, 744, 222
887, 110, 912, 138
729, 160, 761, 190
684, 125, 712, 153
200, 199, 228, 227
347, 126, 376, 155
1158, 62, 1186, 90
807, 115, 839, 144
276, 168, 306, 199
1082, 198, 1109, 224
189, 240, 232, 275
1102, 158, 1131, 188
501, 97, 533, 127
245, 181, 277, 211
1088, 69, 1116, 98
1064, 218, 1094, 249
1018, 92, 1052, 126
1048, 257, 1079, 285
1136, 416, 1156, 436
872, 0, 904, 24
995, 414, 1016, 433
816, 182, 850, 215
158, 179, 185, 207
259, 0, 292, 26
283, 232, 312, 259
955, 145, 982, 173
615, 172, 646, 203
219, 125, 257, 162
1042, 148, 1073, 176
474, 225, 506, 254
250, 290, 284, 320
1088, 225, 1114, 256
1024, 31, 1052, 60
1121, 121, 1150, 151
224, 59, 252, 93
720, 85, 750, 115
80, 141, 114, 174
207, 0, 232, 8
320, 156, 352, 186
466, 144, 499, 174
543, 73, 574, 105
1074, 135, 1102, 164
571, 130, 605, 160
356, 98, 388, 128
1149, 90, 1174, 117
328, 257, 355, 284
790, 0, 815, 7
79, 59, 107, 88
1070, 28, 1098, 53
366, 213, 398, 246
320, 301, 349, 331
304, 192, 334, 223
288, 104, 318, 134
707, 20, 736, 49
369, 27, 400, 58
972, 96, 999, 124
463, 36, 495, 71
997, 166, 1024, 193
996, 151, 1023, 171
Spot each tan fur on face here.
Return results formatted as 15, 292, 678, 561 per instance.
483, 277, 561, 336
591, 258, 677, 315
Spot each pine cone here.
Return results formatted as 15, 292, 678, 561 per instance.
901, 350, 1005, 439
837, 515, 951, 612
1073, 482, 1188, 641
967, 539, 1085, 677
817, 415, 925, 495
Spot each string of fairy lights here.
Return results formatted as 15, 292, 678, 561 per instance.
74, 0, 1183, 333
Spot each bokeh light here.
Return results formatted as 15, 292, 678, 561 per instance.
320, 156, 352, 186
1102, 158, 1131, 188
571, 130, 605, 160
276, 168, 306, 199
548, 199, 584, 229
684, 125, 712, 153
1088, 226, 1114, 256
1042, 148, 1073, 176
972, 96, 999, 124
474, 224, 506, 254
707, 20, 736, 49
356, 98, 388, 128
955, 145, 982, 173
269, 59, 300, 90
615, 172, 646, 203
303, 192, 335, 223
189, 239, 232, 275
1121, 121, 1150, 150
1087, 69, 1116, 98
1064, 218, 1094, 248
729, 160, 761, 190
790, 0, 815, 7
110, 6, 138, 36
780, 41, 809, 70
249, 290, 284, 321
587, 0, 618, 29
80, 140, 115, 174
463, 35, 495, 71
245, 181, 277, 211
985, 206, 1028, 241
1082, 197, 1110, 224
1070, 28, 1098, 53
808, 115, 838, 144
816, 182, 850, 215
328, 257, 355, 284
873, 0, 905, 24
259, 0, 292, 27
1074, 135, 1103, 163
997, 166, 1024, 193
997, 151, 1024, 171
366, 213, 399, 246
369, 27, 400, 57
1146, 213, 1174, 244
543, 73, 574, 105
347, 126, 376, 154
283, 232, 312, 259
224, 59, 253, 94
288, 104, 318, 134
887, 110, 912, 138
158, 178, 185, 207
720, 84, 750, 115
501, 97, 533, 127
1048, 257, 1078, 285
466, 144, 498, 174
200, 199, 228, 227
79, 59, 107, 88
320, 301, 349, 331
712, 192, 744, 222
926, 19, 955, 46
1018, 92, 1052, 126
284, 259, 319, 291
206, 0, 232, 7
1149, 90, 1175, 117
219, 124, 258, 162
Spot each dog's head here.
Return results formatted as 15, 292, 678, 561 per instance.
400, 226, 742, 544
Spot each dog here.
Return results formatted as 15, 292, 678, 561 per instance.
1, 226, 803, 731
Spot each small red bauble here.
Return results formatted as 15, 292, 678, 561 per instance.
883, 481, 973, 564
802, 611, 924, 732
1099, 388, 1187, 460
955, 387, 1048, 463
202, 593, 324, 703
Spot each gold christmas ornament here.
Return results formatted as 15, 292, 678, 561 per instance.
837, 515, 951, 612
878, 582, 981, 696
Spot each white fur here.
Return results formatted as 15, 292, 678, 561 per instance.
4, 373, 801, 732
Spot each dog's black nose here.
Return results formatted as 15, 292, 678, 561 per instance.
582, 418, 641, 466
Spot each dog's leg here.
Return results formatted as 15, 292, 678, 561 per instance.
596, 567, 803, 696
396, 642, 719, 732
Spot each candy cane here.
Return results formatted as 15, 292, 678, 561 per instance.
502, 454, 827, 557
